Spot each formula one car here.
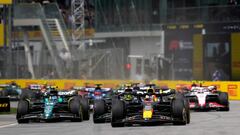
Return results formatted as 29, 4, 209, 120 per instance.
185, 85, 229, 111
92, 83, 134, 124
87, 84, 111, 100
92, 86, 113, 123
111, 85, 190, 127
16, 85, 90, 123
0, 82, 22, 101
92, 91, 113, 123
84, 84, 112, 109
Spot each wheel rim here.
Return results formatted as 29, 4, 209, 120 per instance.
79, 105, 83, 120
182, 108, 187, 123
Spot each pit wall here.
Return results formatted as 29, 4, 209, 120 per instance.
0, 79, 239, 100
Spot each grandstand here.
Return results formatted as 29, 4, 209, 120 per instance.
0, 0, 240, 80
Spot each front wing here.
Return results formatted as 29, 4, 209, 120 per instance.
189, 101, 227, 110
116, 114, 182, 124
18, 112, 80, 121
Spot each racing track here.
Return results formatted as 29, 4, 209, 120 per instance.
0, 101, 240, 135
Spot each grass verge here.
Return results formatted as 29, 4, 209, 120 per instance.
0, 108, 17, 115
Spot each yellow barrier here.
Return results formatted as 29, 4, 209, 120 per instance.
0, 79, 239, 100
0, 79, 143, 90
12, 28, 95, 39
0, 0, 12, 4
0, 23, 4, 47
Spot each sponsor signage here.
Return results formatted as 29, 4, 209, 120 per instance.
0, 0, 12, 4
0, 97, 10, 112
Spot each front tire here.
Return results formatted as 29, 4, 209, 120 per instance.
17, 100, 29, 124
69, 96, 83, 122
93, 100, 106, 123
111, 99, 125, 127
184, 98, 190, 124
172, 94, 187, 125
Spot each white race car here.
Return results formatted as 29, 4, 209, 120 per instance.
185, 86, 229, 111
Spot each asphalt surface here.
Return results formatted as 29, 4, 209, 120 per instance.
0, 101, 240, 135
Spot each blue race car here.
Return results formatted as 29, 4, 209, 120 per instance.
91, 85, 113, 123
87, 84, 112, 100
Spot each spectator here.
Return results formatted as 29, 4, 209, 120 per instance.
212, 69, 223, 81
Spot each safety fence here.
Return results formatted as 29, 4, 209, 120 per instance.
0, 48, 125, 80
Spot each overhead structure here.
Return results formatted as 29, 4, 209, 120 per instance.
13, 3, 73, 78
71, 0, 85, 42
0, 0, 12, 48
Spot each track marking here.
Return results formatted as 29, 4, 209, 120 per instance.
0, 123, 18, 129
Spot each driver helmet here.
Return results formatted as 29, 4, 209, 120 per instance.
191, 83, 197, 87
144, 95, 151, 101
208, 86, 217, 91
147, 88, 155, 95
123, 93, 133, 101
10, 81, 17, 86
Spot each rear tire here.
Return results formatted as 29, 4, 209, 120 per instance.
184, 98, 190, 124
69, 96, 83, 122
111, 99, 125, 127
80, 97, 90, 120
1, 90, 8, 97
93, 100, 105, 123
20, 90, 34, 100
17, 100, 29, 124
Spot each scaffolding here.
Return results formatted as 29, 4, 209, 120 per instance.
71, 0, 85, 42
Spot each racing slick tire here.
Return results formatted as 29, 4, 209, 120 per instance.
184, 98, 190, 124
93, 100, 106, 123
111, 95, 118, 104
17, 100, 29, 123
111, 99, 125, 127
20, 90, 34, 100
80, 97, 90, 120
69, 96, 83, 122
175, 93, 190, 124
218, 92, 230, 111
172, 95, 187, 125
1, 90, 8, 97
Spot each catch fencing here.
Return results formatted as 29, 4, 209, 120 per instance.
0, 48, 126, 80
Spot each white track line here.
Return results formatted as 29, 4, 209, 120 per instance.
0, 123, 18, 129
